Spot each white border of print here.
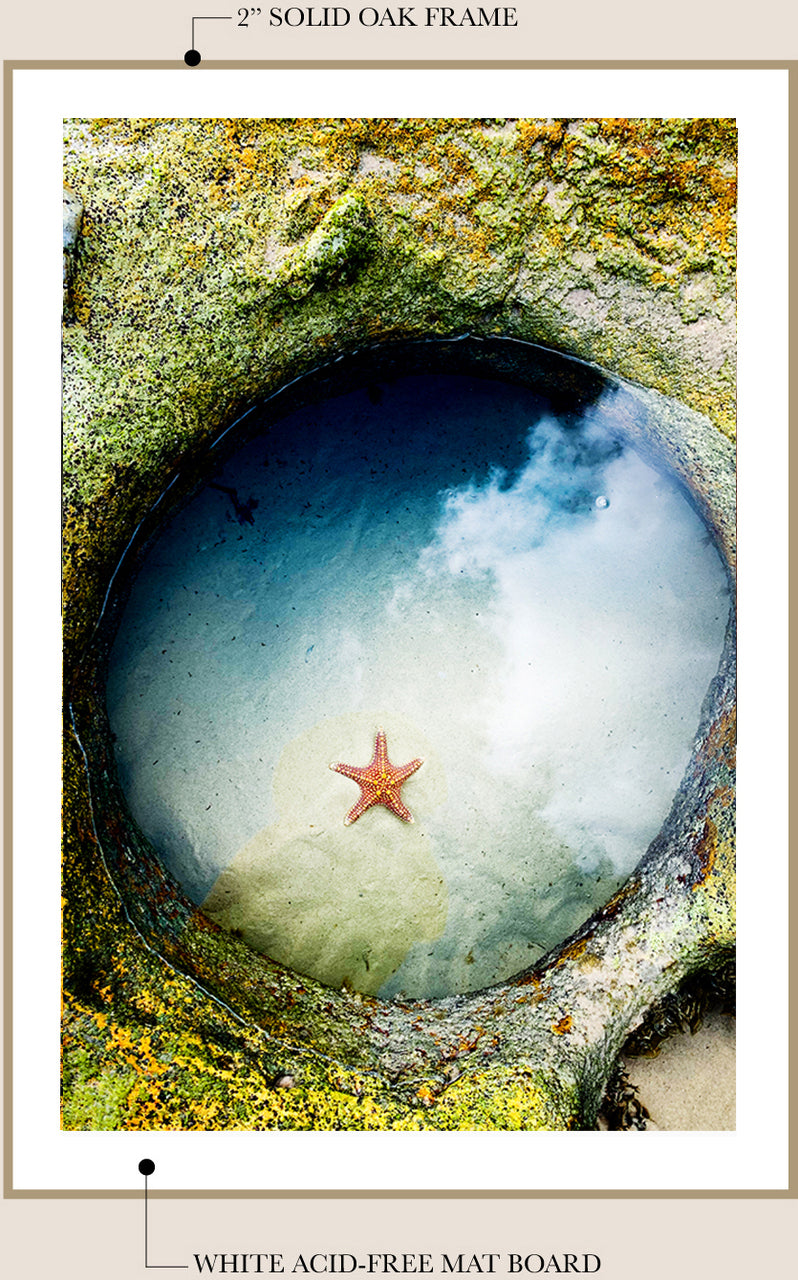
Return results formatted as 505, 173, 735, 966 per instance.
12, 67, 787, 1191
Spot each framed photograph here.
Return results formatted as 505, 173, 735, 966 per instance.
3, 45, 792, 1277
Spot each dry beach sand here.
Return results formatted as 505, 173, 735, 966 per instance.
622, 1011, 736, 1132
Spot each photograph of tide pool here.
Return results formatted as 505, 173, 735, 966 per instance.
106, 372, 729, 1000
62, 116, 738, 1135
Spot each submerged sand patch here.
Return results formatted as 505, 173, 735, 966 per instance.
203, 712, 448, 994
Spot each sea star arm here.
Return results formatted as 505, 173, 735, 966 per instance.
341, 782, 381, 826
331, 761, 371, 783
393, 758, 423, 783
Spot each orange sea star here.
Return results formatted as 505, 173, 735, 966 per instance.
330, 729, 423, 826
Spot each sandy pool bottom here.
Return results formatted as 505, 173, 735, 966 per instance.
107, 375, 730, 1000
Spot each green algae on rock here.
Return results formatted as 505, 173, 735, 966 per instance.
62, 118, 736, 1136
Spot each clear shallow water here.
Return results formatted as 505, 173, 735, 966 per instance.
106, 374, 730, 997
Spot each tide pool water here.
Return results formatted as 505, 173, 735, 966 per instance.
106, 374, 730, 997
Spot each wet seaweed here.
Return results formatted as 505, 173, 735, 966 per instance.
622, 960, 735, 1059
598, 1066, 650, 1131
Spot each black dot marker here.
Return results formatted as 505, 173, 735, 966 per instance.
184, 49, 201, 67
139, 1158, 156, 1176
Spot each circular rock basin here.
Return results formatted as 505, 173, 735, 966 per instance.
103, 357, 730, 1001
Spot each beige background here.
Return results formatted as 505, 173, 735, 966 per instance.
2, 1195, 798, 1279
1, 0, 797, 62
2, 0, 796, 1274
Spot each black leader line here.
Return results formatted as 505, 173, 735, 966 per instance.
193, 14, 233, 45
140, 1161, 189, 1270
185, 15, 233, 65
